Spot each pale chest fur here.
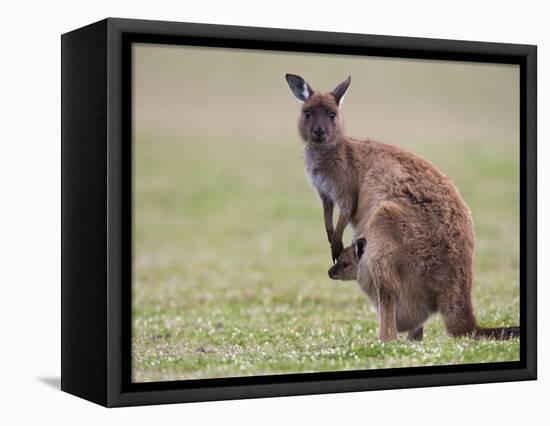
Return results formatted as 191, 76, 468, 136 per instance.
304, 145, 340, 203
306, 165, 339, 202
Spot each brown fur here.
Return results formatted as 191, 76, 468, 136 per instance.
285, 74, 520, 342
328, 238, 366, 281
329, 240, 425, 342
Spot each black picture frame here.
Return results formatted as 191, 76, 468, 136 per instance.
61, 17, 537, 407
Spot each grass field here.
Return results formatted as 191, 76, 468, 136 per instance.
132, 133, 519, 382
132, 45, 519, 382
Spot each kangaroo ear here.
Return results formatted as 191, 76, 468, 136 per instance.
285, 74, 313, 102
355, 238, 366, 259
331, 75, 351, 106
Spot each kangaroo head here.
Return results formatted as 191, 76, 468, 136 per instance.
285, 74, 351, 144
328, 238, 366, 281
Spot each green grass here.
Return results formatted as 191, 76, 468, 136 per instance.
132, 131, 520, 383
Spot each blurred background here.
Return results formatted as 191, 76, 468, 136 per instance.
132, 43, 520, 382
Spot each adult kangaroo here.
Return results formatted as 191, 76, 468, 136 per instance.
285, 73, 519, 342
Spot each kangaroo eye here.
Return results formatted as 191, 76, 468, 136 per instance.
303, 110, 312, 119
329, 111, 337, 121
340, 262, 349, 268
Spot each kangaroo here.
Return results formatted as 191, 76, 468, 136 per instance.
328, 238, 366, 281
285, 73, 520, 342
328, 238, 424, 341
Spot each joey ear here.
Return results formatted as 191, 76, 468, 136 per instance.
285, 73, 313, 102
355, 238, 367, 259
331, 75, 351, 106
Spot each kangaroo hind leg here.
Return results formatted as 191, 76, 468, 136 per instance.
366, 202, 407, 342
367, 256, 400, 342
438, 292, 477, 338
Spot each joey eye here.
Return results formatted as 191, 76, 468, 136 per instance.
303, 110, 312, 119
339, 262, 349, 268
328, 111, 337, 121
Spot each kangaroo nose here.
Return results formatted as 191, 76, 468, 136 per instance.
328, 267, 336, 278
313, 127, 326, 137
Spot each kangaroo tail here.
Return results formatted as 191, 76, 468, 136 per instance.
474, 326, 520, 340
